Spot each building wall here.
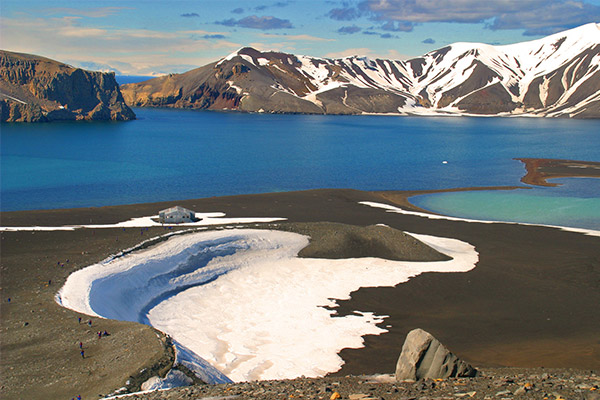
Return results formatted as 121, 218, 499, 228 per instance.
159, 210, 193, 223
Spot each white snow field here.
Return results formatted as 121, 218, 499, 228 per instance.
58, 228, 478, 383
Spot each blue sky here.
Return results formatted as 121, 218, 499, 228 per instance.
1, 0, 600, 76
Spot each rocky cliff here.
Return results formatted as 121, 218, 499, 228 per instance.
0, 50, 135, 122
121, 23, 600, 118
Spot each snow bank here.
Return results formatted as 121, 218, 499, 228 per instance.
0, 212, 285, 231
58, 228, 478, 383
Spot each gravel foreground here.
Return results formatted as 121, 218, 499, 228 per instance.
121, 368, 600, 400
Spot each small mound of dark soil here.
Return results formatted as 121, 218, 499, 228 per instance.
275, 222, 450, 262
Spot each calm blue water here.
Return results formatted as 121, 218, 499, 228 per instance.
115, 75, 155, 84
1, 108, 599, 228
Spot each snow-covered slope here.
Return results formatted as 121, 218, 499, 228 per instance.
121, 23, 600, 118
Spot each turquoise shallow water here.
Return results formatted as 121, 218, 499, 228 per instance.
1, 108, 599, 229
411, 178, 600, 230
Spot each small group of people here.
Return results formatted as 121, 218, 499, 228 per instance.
76, 316, 110, 360
77, 316, 93, 326
78, 318, 93, 327
97, 330, 110, 339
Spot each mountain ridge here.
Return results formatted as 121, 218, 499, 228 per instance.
121, 23, 600, 118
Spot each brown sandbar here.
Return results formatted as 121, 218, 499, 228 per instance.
516, 157, 600, 187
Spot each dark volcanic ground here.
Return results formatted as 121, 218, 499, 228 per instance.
1, 189, 599, 400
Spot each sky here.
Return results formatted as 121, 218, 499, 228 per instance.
1, 0, 600, 76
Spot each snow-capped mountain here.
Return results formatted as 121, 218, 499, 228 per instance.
121, 23, 600, 118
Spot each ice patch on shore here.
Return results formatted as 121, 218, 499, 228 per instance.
360, 201, 600, 237
140, 340, 232, 389
141, 369, 192, 391
58, 229, 478, 382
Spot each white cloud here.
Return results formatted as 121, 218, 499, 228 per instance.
60, 26, 107, 38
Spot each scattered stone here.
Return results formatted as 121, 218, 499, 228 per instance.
72, 370, 599, 400
395, 329, 477, 381
585, 391, 600, 400
514, 386, 527, 395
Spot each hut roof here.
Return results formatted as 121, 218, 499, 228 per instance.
159, 205, 194, 214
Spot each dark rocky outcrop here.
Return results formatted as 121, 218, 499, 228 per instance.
455, 82, 519, 114
395, 328, 477, 381
0, 50, 135, 122
121, 51, 323, 114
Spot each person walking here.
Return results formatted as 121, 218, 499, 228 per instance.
80, 349, 85, 359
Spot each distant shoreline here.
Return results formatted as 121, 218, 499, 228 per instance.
0, 184, 527, 221
515, 157, 600, 186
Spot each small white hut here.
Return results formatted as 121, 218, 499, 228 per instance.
158, 206, 197, 224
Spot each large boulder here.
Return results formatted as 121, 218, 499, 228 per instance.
395, 328, 477, 381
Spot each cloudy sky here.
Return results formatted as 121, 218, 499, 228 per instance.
2, 0, 599, 76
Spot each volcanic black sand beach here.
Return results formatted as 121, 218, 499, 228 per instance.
1, 188, 599, 400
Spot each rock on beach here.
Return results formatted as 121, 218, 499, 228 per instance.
395, 328, 477, 381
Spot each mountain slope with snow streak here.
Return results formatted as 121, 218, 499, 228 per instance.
121, 23, 600, 118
